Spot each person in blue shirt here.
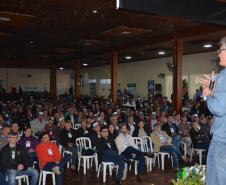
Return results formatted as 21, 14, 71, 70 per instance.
201, 37, 226, 185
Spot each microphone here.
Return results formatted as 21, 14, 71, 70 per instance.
209, 70, 216, 91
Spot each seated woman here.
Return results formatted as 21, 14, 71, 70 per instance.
18, 127, 39, 163
151, 124, 187, 170
108, 123, 119, 140
132, 120, 151, 138
36, 133, 71, 185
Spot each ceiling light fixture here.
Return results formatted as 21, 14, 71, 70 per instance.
92, 10, 98, 14
0, 17, 11, 21
158, 51, 166, 55
203, 43, 213, 48
125, 56, 132, 60
121, 31, 131, 35
83, 63, 88, 66
59, 67, 64, 70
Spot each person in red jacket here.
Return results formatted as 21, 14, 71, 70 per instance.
36, 133, 71, 185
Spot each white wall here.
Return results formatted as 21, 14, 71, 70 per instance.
81, 51, 218, 98
0, 68, 73, 95
0, 51, 218, 97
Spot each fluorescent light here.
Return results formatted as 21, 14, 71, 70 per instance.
203, 44, 213, 48
125, 56, 132, 60
158, 51, 166, 55
92, 10, 98, 14
83, 63, 88, 66
59, 67, 64, 70
121, 31, 131, 35
0, 17, 11, 21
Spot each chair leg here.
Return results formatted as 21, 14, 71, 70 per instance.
52, 173, 56, 185
18, 179, 22, 185
97, 164, 101, 178
103, 164, 107, 183
199, 151, 202, 165
109, 164, 112, 176
42, 174, 46, 185
38, 172, 42, 185
190, 149, 193, 163
95, 154, 98, 172
78, 157, 81, 171
26, 176, 30, 185
135, 161, 138, 175
84, 158, 87, 174
161, 155, 165, 170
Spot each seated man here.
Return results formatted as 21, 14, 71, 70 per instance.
60, 120, 78, 170
115, 124, 153, 182
190, 121, 210, 162
0, 132, 38, 185
162, 115, 181, 150
36, 133, 71, 185
77, 119, 91, 138
0, 124, 11, 150
96, 126, 126, 185
151, 124, 187, 170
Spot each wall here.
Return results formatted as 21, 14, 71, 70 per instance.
0, 51, 218, 97
81, 51, 218, 98
0, 68, 73, 95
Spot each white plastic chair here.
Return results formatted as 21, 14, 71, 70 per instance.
76, 137, 98, 174
190, 144, 206, 165
97, 162, 117, 182
38, 170, 56, 185
142, 136, 157, 172
16, 175, 29, 185
181, 141, 187, 157
73, 123, 81, 130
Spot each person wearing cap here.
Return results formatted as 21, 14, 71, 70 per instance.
0, 124, 10, 150
30, 111, 48, 136
36, 133, 71, 185
60, 121, 78, 170
190, 121, 210, 163
0, 132, 38, 185
96, 126, 126, 185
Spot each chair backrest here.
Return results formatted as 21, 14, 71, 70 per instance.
142, 136, 153, 153
132, 137, 144, 152
74, 123, 81, 130
76, 137, 92, 152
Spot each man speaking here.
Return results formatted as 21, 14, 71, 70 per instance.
201, 37, 226, 185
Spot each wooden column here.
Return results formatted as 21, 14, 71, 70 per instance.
74, 61, 81, 100
111, 50, 118, 104
173, 38, 183, 113
50, 64, 57, 97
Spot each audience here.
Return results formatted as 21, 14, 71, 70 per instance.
0, 89, 214, 184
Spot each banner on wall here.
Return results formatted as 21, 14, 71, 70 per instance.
147, 80, 155, 99
127, 83, 137, 97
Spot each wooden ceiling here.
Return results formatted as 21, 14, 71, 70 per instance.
0, 0, 226, 69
